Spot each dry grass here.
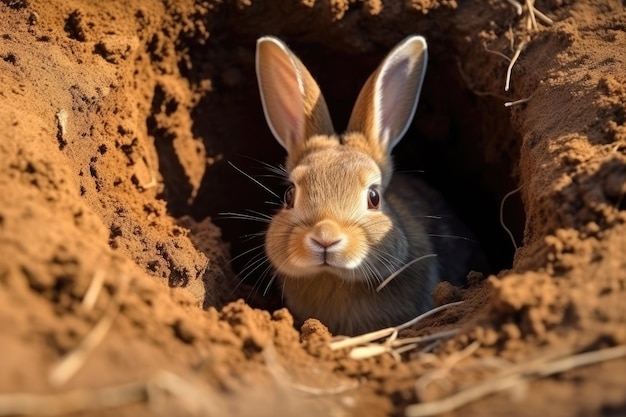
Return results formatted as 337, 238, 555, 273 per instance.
0, 371, 226, 417
49, 274, 131, 387
329, 301, 464, 360
405, 344, 626, 416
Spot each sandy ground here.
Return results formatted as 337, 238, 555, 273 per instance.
1, 0, 625, 416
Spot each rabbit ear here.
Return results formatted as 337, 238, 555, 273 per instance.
347, 36, 428, 153
256, 36, 334, 154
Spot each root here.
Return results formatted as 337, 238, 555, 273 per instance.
503, 0, 554, 27
499, 186, 522, 251
505, 41, 526, 92
504, 96, 532, 107
493, 0, 553, 97
483, 42, 512, 62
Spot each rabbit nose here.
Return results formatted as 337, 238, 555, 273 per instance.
310, 237, 341, 249
307, 220, 344, 250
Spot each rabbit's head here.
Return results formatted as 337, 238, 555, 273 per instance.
256, 36, 428, 283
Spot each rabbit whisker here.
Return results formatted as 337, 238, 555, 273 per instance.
362, 260, 382, 291
229, 243, 266, 265
219, 212, 272, 224
426, 233, 477, 242
376, 254, 438, 292
231, 255, 269, 295
244, 209, 274, 220
254, 264, 277, 298
238, 251, 270, 278
237, 253, 276, 301
394, 213, 454, 220
263, 273, 277, 296
368, 249, 399, 277
240, 155, 288, 176
354, 260, 371, 290
395, 169, 426, 174
240, 234, 264, 243
228, 161, 281, 200
241, 231, 267, 238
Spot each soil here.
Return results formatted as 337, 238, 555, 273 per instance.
1, 0, 625, 416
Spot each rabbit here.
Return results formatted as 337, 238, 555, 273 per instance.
255, 35, 485, 336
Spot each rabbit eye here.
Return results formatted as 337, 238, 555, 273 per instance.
367, 187, 380, 209
284, 185, 295, 209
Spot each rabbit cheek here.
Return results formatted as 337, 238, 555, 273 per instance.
362, 212, 393, 246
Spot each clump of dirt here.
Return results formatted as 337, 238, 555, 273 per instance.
1, 0, 625, 416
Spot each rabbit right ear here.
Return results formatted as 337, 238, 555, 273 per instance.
256, 37, 335, 155
347, 36, 428, 155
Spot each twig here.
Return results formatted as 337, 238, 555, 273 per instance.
414, 342, 481, 401
348, 329, 461, 360
390, 329, 461, 349
534, 345, 626, 377
0, 381, 147, 416
0, 371, 226, 417
330, 328, 395, 351
263, 344, 358, 395
82, 270, 106, 311
397, 302, 464, 332
505, 41, 526, 92
49, 300, 121, 387
405, 345, 626, 416
49, 275, 131, 387
148, 370, 224, 414
407, 373, 525, 416
329, 301, 464, 351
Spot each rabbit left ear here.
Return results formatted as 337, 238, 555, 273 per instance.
347, 36, 428, 153
256, 36, 335, 155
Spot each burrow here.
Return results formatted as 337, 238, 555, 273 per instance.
147, 2, 529, 311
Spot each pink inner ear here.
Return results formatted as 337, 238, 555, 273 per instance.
271, 56, 304, 145
257, 41, 305, 151
378, 57, 412, 147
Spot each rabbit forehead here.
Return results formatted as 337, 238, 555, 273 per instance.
291, 146, 382, 188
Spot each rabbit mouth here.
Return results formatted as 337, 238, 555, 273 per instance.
306, 237, 362, 270
273, 247, 363, 279
291, 250, 364, 279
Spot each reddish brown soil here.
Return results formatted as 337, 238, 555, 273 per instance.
1, 0, 625, 416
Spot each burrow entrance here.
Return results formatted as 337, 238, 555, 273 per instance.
153, 10, 526, 310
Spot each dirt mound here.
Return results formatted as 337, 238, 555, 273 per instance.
1, 0, 625, 416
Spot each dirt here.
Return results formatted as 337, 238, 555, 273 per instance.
1, 0, 625, 416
